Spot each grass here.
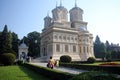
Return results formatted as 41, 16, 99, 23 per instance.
0, 66, 49, 80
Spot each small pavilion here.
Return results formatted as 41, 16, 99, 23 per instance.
18, 41, 28, 60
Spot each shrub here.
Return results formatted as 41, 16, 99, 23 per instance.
60, 55, 72, 63
16, 60, 24, 65
0, 53, 16, 65
69, 71, 119, 80
87, 57, 96, 63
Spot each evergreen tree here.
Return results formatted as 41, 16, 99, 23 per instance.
0, 32, 2, 54
95, 35, 101, 44
105, 40, 111, 52
12, 32, 19, 55
1, 25, 13, 53
8, 31, 12, 49
100, 43, 107, 59
94, 35, 106, 59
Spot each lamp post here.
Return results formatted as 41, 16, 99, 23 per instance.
33, 40, 37, 58
35, 40, 37, 44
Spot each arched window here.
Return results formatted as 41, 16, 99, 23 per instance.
43, 47, 46, 56
87, 46, 89, 53
73, 45, 76, 52
59, 36, 62, 39
79, 47, 81, 53
65, 45, 68, 52
63, 36, 66, 40
54, 35, 57, 39
56, 44, 60, 52
83, 46, 85, 53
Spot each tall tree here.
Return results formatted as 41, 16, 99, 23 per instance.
95, 35, 101, 44
94, 35, 106, 59
0, 32, 2, 54
1, 25, 12, 53
12, 32, 19, 56
100, 43, 107, 59
27, 31, 40, 57
105, 40, 111, 51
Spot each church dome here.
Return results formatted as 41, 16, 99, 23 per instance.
70, 6, 83, 13
52, 5, 68, 22
44, 15, 51, 19
44, 15, 52, 28
54, 6, 67, 12
69, 6, 84, 22
19, 42, 28, 48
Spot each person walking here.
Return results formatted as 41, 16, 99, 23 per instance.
47, 56, 55, 69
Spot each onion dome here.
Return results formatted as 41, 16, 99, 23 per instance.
52, 2, 68, 22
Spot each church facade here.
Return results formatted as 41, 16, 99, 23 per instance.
40, 3, 94, 61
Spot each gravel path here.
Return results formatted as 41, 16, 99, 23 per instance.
30, 62, 87, 74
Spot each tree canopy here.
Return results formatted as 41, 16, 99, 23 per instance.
0, 25, 19, 56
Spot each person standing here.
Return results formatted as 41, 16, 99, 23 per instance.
55, 60, 59, 68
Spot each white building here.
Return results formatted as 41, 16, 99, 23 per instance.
18, 41, 28, 60
40, 3, 94, 61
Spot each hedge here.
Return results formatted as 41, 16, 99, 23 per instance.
60, 63, 120, 75
23, 63, 74, 80
69, 71, 120, 80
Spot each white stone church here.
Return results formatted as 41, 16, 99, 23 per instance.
40, 3, 94, 61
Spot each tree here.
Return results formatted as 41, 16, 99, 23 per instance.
0, 32, 2, 54
105, 40, 111, 51
95, 35, 101, 45
94, 35, 106, 59
100, 43, 107, 59
94, 35, 101, 58
11, 32, 19, 56
1, 25, 13, 53
26, 31, 41, 57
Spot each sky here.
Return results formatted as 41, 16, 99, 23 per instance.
0, 0, 120, 44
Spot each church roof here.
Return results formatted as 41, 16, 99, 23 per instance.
44, 15, 51, 20
19, 42, 28, 48
70, 6, 83, 12
52, 6, 67, 12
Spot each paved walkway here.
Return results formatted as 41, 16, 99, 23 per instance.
30, 62, 88, 74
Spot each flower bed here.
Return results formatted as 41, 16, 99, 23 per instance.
60, 63, 120, 74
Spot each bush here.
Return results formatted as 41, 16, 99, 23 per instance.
16, 60, 24, 65
87, 57, 96, 63
0, 53, 16, 65
60, 55, 72, 63
69, 71, 119, 80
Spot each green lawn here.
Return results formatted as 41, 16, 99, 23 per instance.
0, 66, 49, 80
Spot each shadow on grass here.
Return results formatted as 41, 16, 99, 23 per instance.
18, 66, 49, 80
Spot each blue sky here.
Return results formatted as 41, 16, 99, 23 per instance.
0, 0, 120, 44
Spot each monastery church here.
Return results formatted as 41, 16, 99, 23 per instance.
40, 2, 94, 61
